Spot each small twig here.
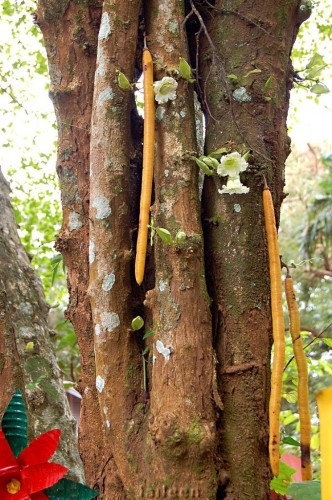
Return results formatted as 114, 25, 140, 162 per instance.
0, 84, 29, 115
284, 322, 332, 371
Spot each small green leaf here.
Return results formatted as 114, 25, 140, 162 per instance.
305, 65, 327, 80
282, 436, 300, 447
227, 74, 238, 81
143, 329, 154, 340
179, 57, 195, 82
131, 316, 145, 331
310, 82, 329, 94
264, 96, 271, 102
270, 461, 297, 495
208, 147, 228, 158
175, 231, 186, 244
26, 342, 34, 351
51, 261, 61, 286
142, 346, 150, 356
194, 158, 214, 176
200, 156, 219, 169
156, 227, 173, 245
117, 70, 132, 90
243, 68, 261, 78
262, 75, 272, 93
51, 254, 63, 265
322, 338, 332, 347
283, 391, 297, 403
306, 53, 325, 70
287, 481, 321, 499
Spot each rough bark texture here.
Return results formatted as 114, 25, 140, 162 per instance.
36, 0, 309, 497
35, 0, 105, 486
0, 168, 83, 480
196, 1, 310, 498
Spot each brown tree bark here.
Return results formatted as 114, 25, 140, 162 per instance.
0, 168, 83, 480
36, 0, 310, 497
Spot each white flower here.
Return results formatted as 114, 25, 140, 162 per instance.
217, 152, 249, 177
153, 77, 178, 104
218, 176, 250, 195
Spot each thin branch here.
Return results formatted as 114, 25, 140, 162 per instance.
0, 84, 29, 115
284, 321, 332, 371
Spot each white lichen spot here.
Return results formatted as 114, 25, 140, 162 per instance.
84, 386, 90, 395
95, 324, 101, 337
98, 12, 111, 40
20, 303, 33, 316
102, 273, 115, 291
152, 355, 156, 365
96, 375, 105, 393
96, 63, 106, 77
180, 111, 186, 118
106, 420, 111, 428
89, 240, 95, 263
69, 211, 83, 231
101, 311, 120, 332
164, 169, 169, 177
233, 87, 252, 102
159, 278, 166, 292
168, 20, 179, 34
156, 105, 166, 122
90, 162, 93, 177
234, 204, 241, 213
156, 340, 172, 363
98, 86, 114, 105
92, 196, 111, 219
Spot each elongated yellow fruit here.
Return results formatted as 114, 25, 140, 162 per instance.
263, 180, 285, 477
317, 387, 332, 500
285, 271, 312, 481
135, 46, 155, 285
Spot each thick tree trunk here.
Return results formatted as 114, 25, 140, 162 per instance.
36, 0, 310, 497
0, 168, 83, 480
197, 1, 310, 498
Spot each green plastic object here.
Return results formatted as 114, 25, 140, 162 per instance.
287, 481, 321, 500
45, 478, 99, 499
1, 390, 28, 457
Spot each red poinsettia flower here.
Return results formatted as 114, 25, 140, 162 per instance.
0, 428, 67, 499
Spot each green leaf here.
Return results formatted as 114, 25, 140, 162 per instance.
262, 75, 272, 93
179, 57, 195, 83
243, 68, 261, 78
310, 82, 329, 94
270, 461, 297, 495
117, 71, 132, 90
287, 481, 321, 499
200, 156, 219, 169
156, 227, 173, 245
194, 158, 214, 176
142, 346, 150, 356
1, 391, 28, 457
51, 261, 61, 286
208, 148, 229, 158
51, 254, 63, 265
44, 478, 99, 499
131, 316, 145, 331
306, 53, 325, 70
322, 338, 332, 347
175, 231, 186, 244
143, 329, 154, 340
282, 436, 300, 447
227, 74, 238, 81
283, 391, 298, 403
305, 65, 327, 79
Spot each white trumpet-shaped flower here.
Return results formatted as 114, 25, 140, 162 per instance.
153, 77, 178, 104
217, 151, 248, 177
218, 175, 250, 195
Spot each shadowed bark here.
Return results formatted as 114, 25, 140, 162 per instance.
0, 167, 83, 480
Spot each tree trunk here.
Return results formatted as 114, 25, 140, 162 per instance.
36, 0, 310, 497
0, 168, 83, 480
